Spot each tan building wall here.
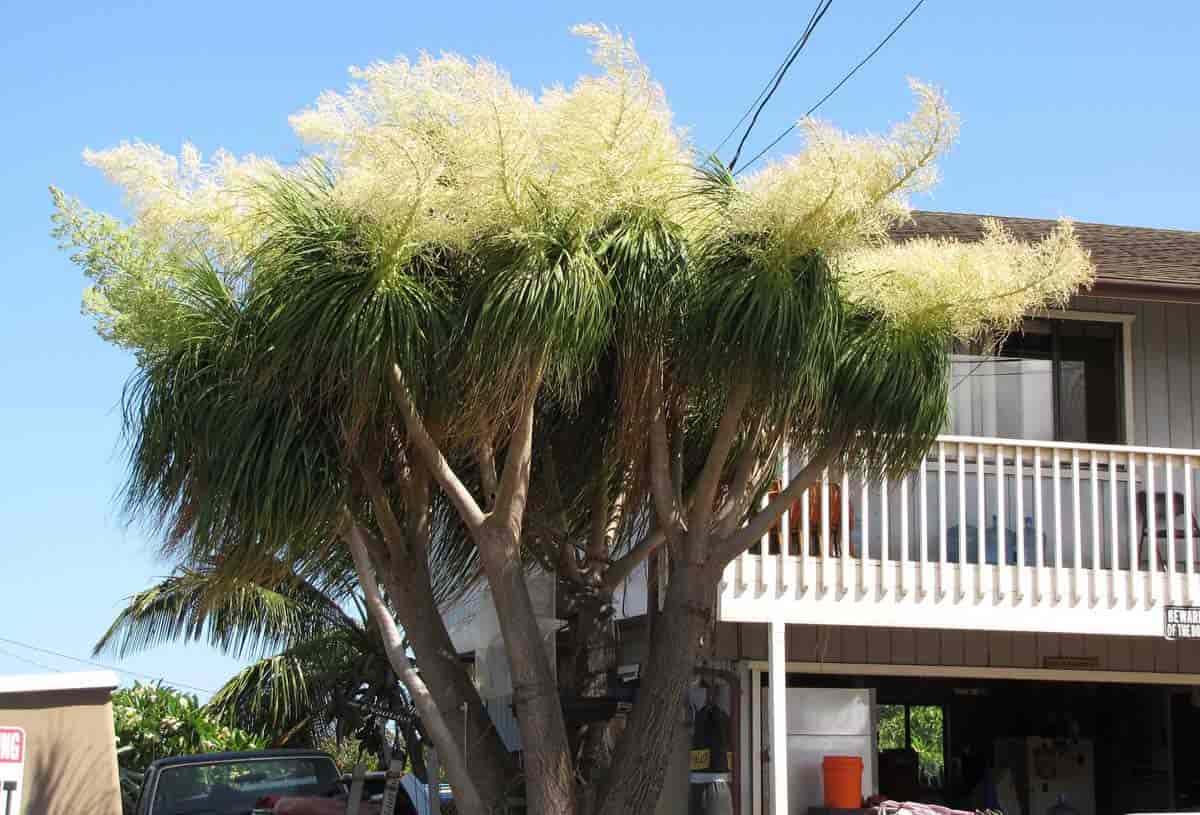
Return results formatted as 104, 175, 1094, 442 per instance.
0, 672, 121, 815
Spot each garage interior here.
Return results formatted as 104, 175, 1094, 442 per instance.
759, 671, 1198, 815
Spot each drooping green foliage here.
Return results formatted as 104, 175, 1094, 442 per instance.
98, 553, 427, 769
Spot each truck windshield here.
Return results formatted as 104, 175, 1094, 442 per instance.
151, 756, 340, 814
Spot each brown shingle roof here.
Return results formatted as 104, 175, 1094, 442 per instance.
893, 210, 1200, 290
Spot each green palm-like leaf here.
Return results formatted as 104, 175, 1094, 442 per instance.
93, 558, 358, 661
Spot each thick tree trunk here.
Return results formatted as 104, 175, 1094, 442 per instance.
592, 556, 714, 815
477, 525, 577, 815
384, 555, 514, 813
571, 588, 620, 813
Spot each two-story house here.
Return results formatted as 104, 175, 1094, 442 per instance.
451, 212, 1200, 815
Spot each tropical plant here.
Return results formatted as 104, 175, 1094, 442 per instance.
95, 552, 434, 774
112, 682, 264, 812
55, 24, 1094, 815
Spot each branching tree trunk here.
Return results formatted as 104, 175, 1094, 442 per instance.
393, 369, 577, 814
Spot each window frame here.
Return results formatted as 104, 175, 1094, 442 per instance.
951, 309, 1135, 445
1029, 309, 1135, 445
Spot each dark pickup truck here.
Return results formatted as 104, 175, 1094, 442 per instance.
135, 749, 417, 815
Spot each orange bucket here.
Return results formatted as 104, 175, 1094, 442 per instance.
822, 755, 864, 808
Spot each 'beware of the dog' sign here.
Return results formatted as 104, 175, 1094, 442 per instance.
1165, 606, 1200, 639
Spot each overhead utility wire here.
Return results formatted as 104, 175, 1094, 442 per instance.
727, 0, 834, 172
714, 0, 827, 155
0, 645, 62, 674
735, 0, 928, 175
0, 634, 214, 694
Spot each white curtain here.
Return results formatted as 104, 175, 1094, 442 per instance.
947, 354, 1054, 440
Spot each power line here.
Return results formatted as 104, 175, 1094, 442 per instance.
727, 0, 834, 172
735, 0, 928, 175
714, 0, 827, 155
0, 645, 61, 674
0, 635, 214, 694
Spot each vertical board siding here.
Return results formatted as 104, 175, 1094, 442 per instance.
727, 622, 1200, 676
1068, 296, 1200, 448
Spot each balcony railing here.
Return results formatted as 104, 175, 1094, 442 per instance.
718, 436, 1200, 637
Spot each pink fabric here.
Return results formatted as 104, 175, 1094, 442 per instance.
876, 801, 974, 815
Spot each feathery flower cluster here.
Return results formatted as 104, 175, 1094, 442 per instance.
56, 25, 1094, 360
841, 218, 1093, 337
83, 141, 278, 261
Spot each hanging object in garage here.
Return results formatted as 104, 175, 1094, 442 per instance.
1165, 606, 1200, 639
0, 727, 24, 815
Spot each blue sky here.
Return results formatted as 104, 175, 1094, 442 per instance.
1, 1, 1198, 696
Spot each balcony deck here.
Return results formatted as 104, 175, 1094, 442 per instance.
719, 435, 1200, 637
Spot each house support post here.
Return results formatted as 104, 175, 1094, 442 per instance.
769, 620, 789, 815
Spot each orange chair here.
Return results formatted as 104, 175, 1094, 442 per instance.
766, 482, 853, 557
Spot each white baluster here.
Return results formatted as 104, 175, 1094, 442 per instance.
1015, 446, 1025, 603
900, 473, 909, 600
1165, 456, 1175, 604
1071, 448, 1082, 605
820, 470, 831, 597
1053, 447, 1063, 604
976, 442, 986, 602
995, 444, 1006, 603
880, 475, 890, 599
1089, 451, 1100, 607
1186, 457, 1195, 604
861, 475, 871, 597
1147, 455, 1157, 608
800, 484, 811, 597
958, 443, 967, 603
1108, 452, 1119, 608
939, 443, 948, 601
1128, 451, 1139, 607
1034, 447, 1044, 604
841, 468, 851, 597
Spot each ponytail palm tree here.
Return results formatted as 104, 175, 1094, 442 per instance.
55, 24, 1095, 815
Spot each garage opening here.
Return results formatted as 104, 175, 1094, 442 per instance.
757, 671, 1196, 815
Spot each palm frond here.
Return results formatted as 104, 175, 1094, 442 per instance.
93, 559, 361, 661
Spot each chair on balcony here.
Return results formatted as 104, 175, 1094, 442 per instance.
1136, 490, 1200, 571
765, 482, 854, 557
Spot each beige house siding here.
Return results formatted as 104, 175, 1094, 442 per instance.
0, 679, 122, 815
713, 621, 1200, 678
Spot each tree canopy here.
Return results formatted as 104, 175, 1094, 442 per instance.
55, 24, 1094, 815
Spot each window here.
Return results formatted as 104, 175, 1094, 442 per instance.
877, 704, 945, 786
948, 317, 1125, 444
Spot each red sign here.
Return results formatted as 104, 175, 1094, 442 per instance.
0, 728, 24, 763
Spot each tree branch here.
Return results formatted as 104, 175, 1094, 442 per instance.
602, 527, 666, 591
357, 462, 411, 565
688, 382, 752, 535
492, 381, 539, 532
648, 378, 686, 545
340, 513, 485, 815
710, 436, 847, 568
588, 477, 611, 563
388, 364, 485, 530
477, 439, 499, 512
714, 440, 763, 539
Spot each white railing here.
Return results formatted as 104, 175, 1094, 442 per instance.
719, 436, 1200, 637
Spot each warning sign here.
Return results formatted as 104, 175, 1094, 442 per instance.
0, 726, 25, 815
1165, 606, 1200, 639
